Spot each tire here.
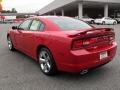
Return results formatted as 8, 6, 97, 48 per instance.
102, 21, 105, 25
7, 36, 15, 51
91, 20, 94, 24
113, 21, 117, 25
38, 48, 57, 75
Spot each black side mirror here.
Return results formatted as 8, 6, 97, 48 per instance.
12, 26, 18, 30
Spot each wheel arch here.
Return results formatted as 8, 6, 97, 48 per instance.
36, 44, 52, 61
36, 44, 58, 75
36, 44, 58, 71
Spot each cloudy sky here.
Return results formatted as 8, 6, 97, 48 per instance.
2, 0, 54, 13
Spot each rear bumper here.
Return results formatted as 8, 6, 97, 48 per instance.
58, 43, 117, 72
94, 21, 101, 24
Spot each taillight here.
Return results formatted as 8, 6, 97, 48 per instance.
83, 38, 97, 45
108, 36, 115, 45
72, 35, 114, 50
72, 40, 83, 49
72, 38, 97, 50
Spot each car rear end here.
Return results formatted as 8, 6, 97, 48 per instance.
59, 28, 117, 72
115, 18, 120, 23
46, 16, 117, 73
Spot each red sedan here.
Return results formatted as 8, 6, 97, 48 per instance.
7, 16, 117, 75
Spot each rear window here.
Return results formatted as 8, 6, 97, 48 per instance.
48, 17, 92, 30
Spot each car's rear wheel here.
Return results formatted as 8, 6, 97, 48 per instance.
38, 48, 57, 75
91, 20, 94, 24
102, 21, 105, 25
7, 36, 15, 51
113, 21, 117, 25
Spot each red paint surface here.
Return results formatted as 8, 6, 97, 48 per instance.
7, 16, 117, 72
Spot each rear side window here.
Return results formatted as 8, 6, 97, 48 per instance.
30, 19, 45, 31
48, 17, 92, 30
105, 17, 112, 20
30, 20, 40, 31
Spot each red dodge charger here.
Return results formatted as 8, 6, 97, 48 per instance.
7, 16, 117, 75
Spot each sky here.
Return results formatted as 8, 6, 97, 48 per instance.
2, 0, 54, 13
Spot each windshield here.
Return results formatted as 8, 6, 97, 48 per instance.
48, 17, 93, 30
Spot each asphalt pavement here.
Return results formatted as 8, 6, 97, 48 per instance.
0, 23, 120, 90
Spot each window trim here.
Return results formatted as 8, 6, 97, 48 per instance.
29, 19, 41, 31
18, 19, 33, 31
29, 18, 45, 32
18, 18, 46, 31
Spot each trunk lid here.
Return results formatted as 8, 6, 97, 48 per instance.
70, 28, 115, 51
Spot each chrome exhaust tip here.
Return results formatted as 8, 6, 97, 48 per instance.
80, 70, 88, 75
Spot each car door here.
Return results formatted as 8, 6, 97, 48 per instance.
22, 19, 45, 57
14, 19, 32, 51
104, 18, 109, 24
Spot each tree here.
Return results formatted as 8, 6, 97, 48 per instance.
16, 15, 26, 18
1, 10, 7, 13
1, 8, 18, 13
11, 8, 17, 13
6, 10, 11, 13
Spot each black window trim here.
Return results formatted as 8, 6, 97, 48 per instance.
32, 18, 45, 32
29, 19, 41, 31
18, 18, 46, 32
18, 19, 33, 31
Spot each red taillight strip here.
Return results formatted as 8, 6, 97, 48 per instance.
72, 35, 115, 50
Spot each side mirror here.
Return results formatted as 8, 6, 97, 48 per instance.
12, 26, 18, 30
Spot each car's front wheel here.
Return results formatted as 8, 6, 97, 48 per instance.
7, 36, 15, 51
38, 48, 57, 75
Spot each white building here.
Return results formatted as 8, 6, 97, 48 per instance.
38, 0, 120, 18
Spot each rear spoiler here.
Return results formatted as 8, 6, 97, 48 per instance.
68, 28, 114, 38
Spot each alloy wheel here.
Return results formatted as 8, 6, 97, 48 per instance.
39, 50, 52, 73
38, 48, 57, 75
7, 37, 13, 50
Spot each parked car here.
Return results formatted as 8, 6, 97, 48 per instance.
7, 16, 117, 75
94, 17, 117, 25
3, 16, 16, 24
114, 18, 120, 23
13, 18, 25, 23
82, 16, 94, 24
4, 19, 14, 23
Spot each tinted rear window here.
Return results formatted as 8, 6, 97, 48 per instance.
48, 17, 92, 30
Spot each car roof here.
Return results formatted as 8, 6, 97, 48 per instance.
29, 16, 66, 31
